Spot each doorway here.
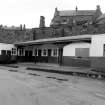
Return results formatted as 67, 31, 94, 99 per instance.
25, 50, 33, 62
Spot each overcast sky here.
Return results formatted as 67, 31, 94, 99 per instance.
0, 0, 104, 28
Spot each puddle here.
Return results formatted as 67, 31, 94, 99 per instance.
28, 73, 40, 76
8, 70, 18, 72
6, 65, 18, 68
46, 76, 56, 79
56, 78, 68, 81
46, 76, 68, 81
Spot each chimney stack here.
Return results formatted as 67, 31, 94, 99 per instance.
76, 6, 78, 12
96, 5, 101, 11
39, 16, 45, 28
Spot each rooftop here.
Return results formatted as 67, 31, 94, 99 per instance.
15, 34, 92, 46
97, 13, 105, 20
58, 10, 96, 16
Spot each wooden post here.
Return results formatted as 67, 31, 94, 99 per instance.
58, 47, 63, 66
34, 49, 37, 64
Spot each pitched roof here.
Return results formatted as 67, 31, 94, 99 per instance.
97, 13, 105, 20
15, 35, 92, 46
58, 10, 96, 16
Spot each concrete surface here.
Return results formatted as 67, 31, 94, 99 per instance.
0, 65, 104, 105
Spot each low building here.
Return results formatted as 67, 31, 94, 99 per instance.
0, 43, 17, 63
14, 34, 105, 69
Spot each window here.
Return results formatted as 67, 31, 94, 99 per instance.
51, 49, 58, 57
103, 44, 105, 56
12, 48, 17, 55
42, 49, 48, 56
34, 49, 38, 56
1, 50, 6, 55
18, 49, 24, 56
7, 50, 11, 56
36, 50, 38, 56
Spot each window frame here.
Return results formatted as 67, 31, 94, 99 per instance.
18, 48, 24, 56
34, 49, 38, 56
51, 49, 58, 57
11, 48, 17, 55
1, 50, 6, 55
41, 49, 48, 56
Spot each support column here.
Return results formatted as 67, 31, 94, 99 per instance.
58, 47, 63, 66
34, 49, 37, 64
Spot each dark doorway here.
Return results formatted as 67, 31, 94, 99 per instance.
37, 50, 41, 62
29, 51, 32, 57
25, 51, 29, 62
48, 49, 51, 56
29, 51, 33, 61
25, 50, 33, 62
47, 49, 51, 63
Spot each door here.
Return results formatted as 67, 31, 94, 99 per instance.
25, 51, 28, 62
48, 49, 51, 56
29, 51, 32, 61
37, 49, 41, 62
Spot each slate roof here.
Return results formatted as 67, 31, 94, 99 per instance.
58, 10, 96, 16
15, 35, 92, 46
97, 13, 105, 20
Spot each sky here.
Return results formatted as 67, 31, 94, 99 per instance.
0, 0, 104, 28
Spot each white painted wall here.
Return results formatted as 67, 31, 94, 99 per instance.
63, 42, 91, 56
0, 43, 16, 55
90, 34, 105, 57
63, 34, 105, 57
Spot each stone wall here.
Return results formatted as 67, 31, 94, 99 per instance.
0, 29, 33, 43
32, 24, 103, 40
32, 27, 66, 40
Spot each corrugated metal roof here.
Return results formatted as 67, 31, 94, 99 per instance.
59, 10, 95, 16
15, 35, 92, 46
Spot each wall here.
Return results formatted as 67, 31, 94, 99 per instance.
0, 29, 33, 43
63, 34, 105, 57
89, 34, 105, 69
0, 43, 17, 63
0, 43, 16, 55
33, 27, 53, 40
63, 42, 91, 57
90, 34, 105, 57
91, 57, 105, 69
63, 42, 91, 67
63, 56, 91, 67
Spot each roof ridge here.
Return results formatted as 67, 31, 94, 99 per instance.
59, 10, 96, 12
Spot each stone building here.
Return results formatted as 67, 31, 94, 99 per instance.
32, 5, 105, 40
51, 5, 102, 26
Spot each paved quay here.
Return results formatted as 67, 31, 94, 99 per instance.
3, 62, 91, 73
1, 62, 104, 80
0, 63, 104, 105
